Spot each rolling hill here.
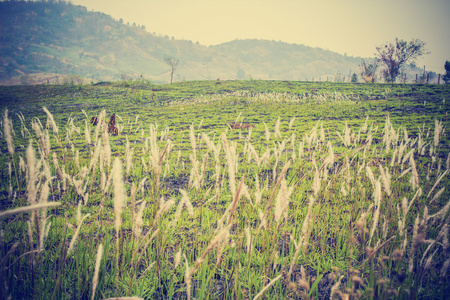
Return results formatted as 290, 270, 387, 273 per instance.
0, 1, 376, 84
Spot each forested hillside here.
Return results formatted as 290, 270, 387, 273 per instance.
0, 1, 419, 84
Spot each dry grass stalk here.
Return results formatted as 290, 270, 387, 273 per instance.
130, 183, 136, 226
287, 239, 302, 280
0, 202, 61, 219
26, 141, 39, 207
101, 297, 144, 300
428, 199, 450, 222
427, 170, 449, 199
174, 248, 182, 269
188, 154, 201, 190
274, 178, 294, 223
68, 202, 91, 255
153, 198, 175, 227
180, 189, 194, 217
253, 274, 282, 300
330, 275, 343, 299
186, 226, 229, 285
245, 227, 252, 263
313, 165, 320, 196
85, 120, 91, 145
184, 254, 191, 300
275, 116, 281, 138
365, 166, 375, 188
264, 122, 271, 142
32, 119, 48, 157
0, 242, 19, 268
42, 106, 58, 137
137, 261, 156, 282
409, 215, 420, 273
379, 165, 391, 196
125, 136, 134, 175
189, 125, 197, 161
171, 190, 193, 229
419, 224, 446, 266
369, 180, 382, 245
410, 155, 420, 190
112, 157, 125, 279
289, 117, 296, 130
131, 229, 159, 268
259, 160, 291, 229
222, 133, 237, 199
112, 158, 125, 234
402, 148, 414, 165
134, 202, 146, 240
441, 259, 449, 278
434, 119, 443, 147
430, 187, 445, 204
91, 243, 103, 300
300, 195, 315, 252
3, 109, 14, 155
216, 175, 245, 227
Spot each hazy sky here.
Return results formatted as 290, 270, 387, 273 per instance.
71, 0, 450, 72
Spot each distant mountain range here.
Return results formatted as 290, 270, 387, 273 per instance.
0, 1, 421, 84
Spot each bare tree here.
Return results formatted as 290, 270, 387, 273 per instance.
375, 38, 428, 83
359, 59, 378, 83
165, 57, 179, 84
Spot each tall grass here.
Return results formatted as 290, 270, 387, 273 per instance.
0, 100, 449, 300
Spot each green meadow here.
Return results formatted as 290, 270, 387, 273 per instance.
0, 80, 449, 299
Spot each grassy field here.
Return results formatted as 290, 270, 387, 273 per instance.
0, 80, 449, 299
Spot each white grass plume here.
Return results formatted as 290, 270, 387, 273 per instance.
313, 165, 320, 196
180, 189, 194, 216
264, 122, 271, 142
222, 133, 237, 199
189, 125, 197, 161
125, 136, 134, 175
94, 110, 105, 143
289, 116, 295, 130
409, 215, 420, 273
26, 141, 38, 206
3, 109, 14, 155
134, 202, 146, 240
275, 116, 281, 138
42, 106, 58, 136
153, 197, 175, 226
91, 243, 103, 300
365, 166, 376, 189
174, 248, 182, 269
300, 195, 315, 252
274, 178, 294, 223
245, 227, 252, 258
434, 119, 443, 147
379, 165, 391, 196
171, 189, 194, 229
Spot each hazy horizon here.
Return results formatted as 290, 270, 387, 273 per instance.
68, 0, 450, 73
